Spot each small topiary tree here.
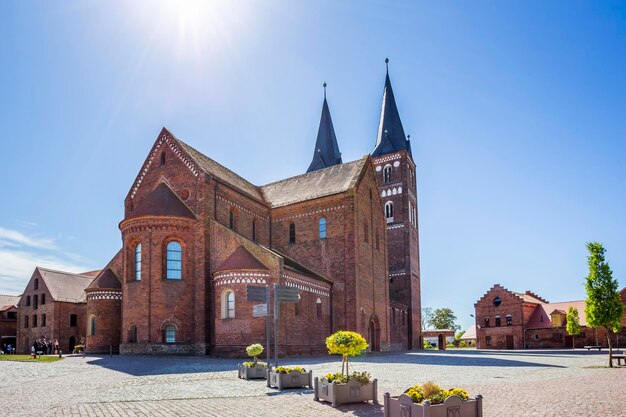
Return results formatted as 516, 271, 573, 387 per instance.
246, 343, 264, 366
325, 330, 368, 378
566, 306, 581, 350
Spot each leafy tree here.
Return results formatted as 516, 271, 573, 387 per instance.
584, 242, 624, 367
325, 330, 368, 377
429, 308, 460, 332
421, 307, 433, 330
246, 343, 264, 364
566, 306, 581, 350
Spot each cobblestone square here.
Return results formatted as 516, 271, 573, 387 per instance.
1, 349, 624, 416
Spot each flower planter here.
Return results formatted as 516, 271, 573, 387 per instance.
237, 363, 268, 380
383, 393, 483, 417
267, 369, 313, 390
313, 377, 379, 407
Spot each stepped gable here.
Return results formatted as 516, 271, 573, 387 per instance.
214, 246, 270, 273
517, 290, 549, 304
128, 182, 195, 220
261, 156, 369, 208
474, 284, 524, 305
526, 300, 587, 328
38, 268, 96, 303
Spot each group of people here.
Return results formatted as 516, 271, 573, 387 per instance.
1, 343, 15, 354
31, 338, 60, 355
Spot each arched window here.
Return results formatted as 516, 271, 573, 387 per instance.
26, 295, 31, 306
33, 294, 38, 309
41, 293, 45, 305
316, 297, 322, 319
506, 314, 513, 326
34, 278, 39, 290
495, 314, 501, 327
289, 223, 296, 244
134, 243, 142, 281
166, 241, 182, 280
164, 324, 176, 343
385, 201, 394, 222
88, 315, 96, 336
229, 210, 236, 230
223, 290, 235, 319
319, 217, 327, 239
160, 151, 166, 166
128, 325, 137, 343
383, 165, 392, 183
252, 219, 257, 242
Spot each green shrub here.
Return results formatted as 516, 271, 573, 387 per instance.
323, 370, 371, 385
403, 382, 471, 404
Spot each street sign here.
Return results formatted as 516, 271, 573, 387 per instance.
246, 285, 267, 302
253, 303, 267, 317
276, 285, 299, 302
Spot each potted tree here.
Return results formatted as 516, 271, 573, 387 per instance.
384, 381, 483, 417
237, 343, 268, 380
313, 330, 378, 407
267, 366, 313, 390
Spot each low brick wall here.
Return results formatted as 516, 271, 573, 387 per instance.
120, 343, 206, 355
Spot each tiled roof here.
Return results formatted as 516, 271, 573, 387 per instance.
269, 248, 332, 284
460, 324, 476, 340
174, 136, 264, 202
80, 270, 102, 278
128, 183, 195, 219
214, 246, 269, 273
0, 294, 20, 311
261, 156, 369, 208
37, 268, 95, 303
86, 268, 121, 290
526, 300, 588, 328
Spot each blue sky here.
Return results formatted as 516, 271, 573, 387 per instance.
1, 1, 625, 331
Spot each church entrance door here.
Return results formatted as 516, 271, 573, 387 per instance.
368, 316, 380, 352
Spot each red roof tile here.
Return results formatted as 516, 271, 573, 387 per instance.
526, 300, 587, 328
214, 246, 269, 273
86, 268, 121, 290
128, 183, 195, 219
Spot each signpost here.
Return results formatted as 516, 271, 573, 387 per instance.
247, 285, 271, 366
248, 284, 300, 368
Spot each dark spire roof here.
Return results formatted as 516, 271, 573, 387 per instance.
307, 84, 342, 173
128, 183, 196, 220
372, 59, 412, 157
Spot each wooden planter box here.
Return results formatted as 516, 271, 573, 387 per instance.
384, 393, 483, 417
267, 369, 313, 390
237, 363, 268, 380
313, 377, 379, 407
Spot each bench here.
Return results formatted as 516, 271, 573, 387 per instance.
611, 354, 626, 366
584, 345, 602, 351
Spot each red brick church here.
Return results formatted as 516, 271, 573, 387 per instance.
20, 66, 423, 356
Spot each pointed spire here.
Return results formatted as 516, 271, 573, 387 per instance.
307, 82, 342, 173
372, 58, 412, 157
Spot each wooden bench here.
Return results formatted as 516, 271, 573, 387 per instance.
611, 354, 626, 366
584, 345, 602, 351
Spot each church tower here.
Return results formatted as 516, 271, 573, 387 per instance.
371, 59, 422, 350
307, 83, 342, 173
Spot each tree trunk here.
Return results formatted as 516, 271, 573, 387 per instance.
607, 328, 613, 368
572, 335, 575, 350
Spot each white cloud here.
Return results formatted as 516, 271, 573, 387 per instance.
0, 226, 57, 250
0, 226, 93, 295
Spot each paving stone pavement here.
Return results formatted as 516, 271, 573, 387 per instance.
1, 349, 624, 416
